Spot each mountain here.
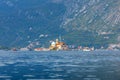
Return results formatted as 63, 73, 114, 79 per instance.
62, 0, 120, 48
0, 0, 120, 48
0, 0, 66, 47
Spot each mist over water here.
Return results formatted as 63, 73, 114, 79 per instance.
0, 50, 120, 80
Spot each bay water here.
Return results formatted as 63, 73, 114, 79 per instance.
0, 50, 120, 80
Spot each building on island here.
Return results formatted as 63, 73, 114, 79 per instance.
49, 39, 68, 50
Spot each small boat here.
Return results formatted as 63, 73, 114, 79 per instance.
82, 47, 94, 51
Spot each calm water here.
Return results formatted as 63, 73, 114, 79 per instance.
0, 50, 120, 80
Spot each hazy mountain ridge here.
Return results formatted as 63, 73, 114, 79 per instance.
0, 0, 66, 47
0, 0, 120, 48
